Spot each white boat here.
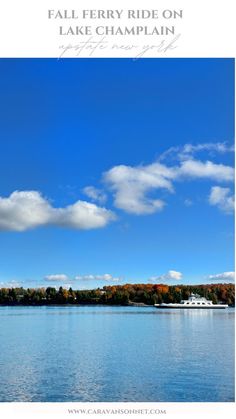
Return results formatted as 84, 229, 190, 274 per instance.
154, 293, 228, 309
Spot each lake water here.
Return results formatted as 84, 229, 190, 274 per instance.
0, 305, 234, 402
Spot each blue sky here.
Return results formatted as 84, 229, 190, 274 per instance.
0, 58, 234, 289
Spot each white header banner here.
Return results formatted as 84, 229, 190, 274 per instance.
0, 0, 235, 58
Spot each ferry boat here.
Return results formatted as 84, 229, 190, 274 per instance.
154, 293, 228, 309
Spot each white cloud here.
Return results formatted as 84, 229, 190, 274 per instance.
183, 142, 234, 155
0, 280, 21, 288
160, 142, 234, 162
176, 160, 234, 182
83, 186, 107, 204
184, 199, 193, 207
54, 200, 115, 229
0, 191, 115, 232
75, 273, 120, 282
104, 163, 173, 214
0, 191, 52, 231
209, 186, 234, 214
206, 271, 235, 283
104, 155, 234, 215
149, 270, 183, 282
44, 274, 69, 282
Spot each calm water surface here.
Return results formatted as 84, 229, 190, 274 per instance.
0, 305, 234, 402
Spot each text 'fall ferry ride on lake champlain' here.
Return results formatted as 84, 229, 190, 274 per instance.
154, 293, 228, 309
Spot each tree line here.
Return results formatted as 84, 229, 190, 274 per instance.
0, 283, 234, 306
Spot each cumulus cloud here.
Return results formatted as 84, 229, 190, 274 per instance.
75, 273, 120, 282
44, 274, 69, 282
103, 155, 234, 214
103, 163, 173, 214
176, 160, 234, 182
54, 200, 115, 229
149, 270, 183, 282
0, 191, 115, 232
83, 186, 107, 204
206, 271, 235, 283
209, 186, 234, 214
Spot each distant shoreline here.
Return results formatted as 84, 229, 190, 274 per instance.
0, 283, 234, 306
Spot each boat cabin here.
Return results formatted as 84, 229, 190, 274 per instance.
180, 293, 213, 306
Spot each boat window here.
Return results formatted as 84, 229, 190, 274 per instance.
192, 302, 195, 305
197, 303, 201, 305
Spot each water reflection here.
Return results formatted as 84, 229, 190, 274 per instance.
0, 306, 234, 402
